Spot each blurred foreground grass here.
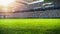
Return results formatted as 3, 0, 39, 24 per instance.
0, 19, 60, 34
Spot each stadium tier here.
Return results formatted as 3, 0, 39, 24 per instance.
0, 0, 60, 18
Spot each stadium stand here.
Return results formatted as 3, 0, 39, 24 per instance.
0, 0, 60, 18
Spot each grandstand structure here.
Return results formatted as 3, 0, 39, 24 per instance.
0, 0, 60, 18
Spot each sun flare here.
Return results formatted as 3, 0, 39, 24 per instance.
0, 0, 15, 12
0, 0, 15, 6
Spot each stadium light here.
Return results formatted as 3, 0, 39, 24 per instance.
0, 0, 15, 6
0, 0, 15, 12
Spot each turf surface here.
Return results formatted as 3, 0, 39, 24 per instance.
0, 19, 60, 34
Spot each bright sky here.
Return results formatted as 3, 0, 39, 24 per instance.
0, 0, 15, 6
0, 0, 44, 12
0, 0, 28, 12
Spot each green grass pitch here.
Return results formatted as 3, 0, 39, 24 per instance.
0, 19, 60, 34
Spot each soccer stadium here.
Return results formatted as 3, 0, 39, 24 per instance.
0, 0, 60, 34
0, 0, 60, 18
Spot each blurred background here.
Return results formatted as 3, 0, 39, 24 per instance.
0, 0, 60, 18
